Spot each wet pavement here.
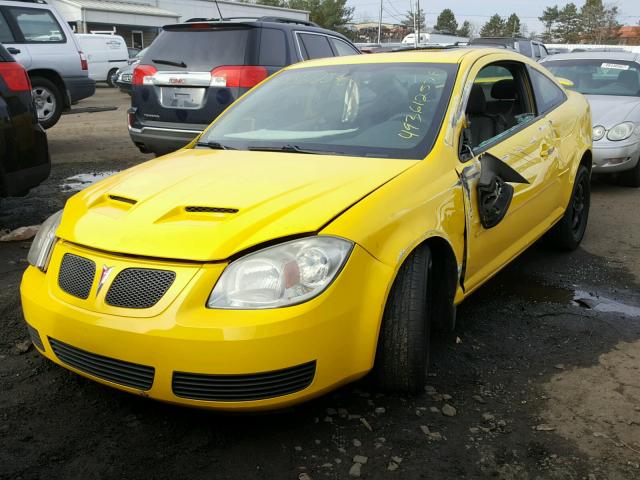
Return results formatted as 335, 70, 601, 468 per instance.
1, 89, 639, 479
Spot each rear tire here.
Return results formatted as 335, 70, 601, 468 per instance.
618, 159, 640, 188
373, 244, 432, 393
31, 76, 63, 129
545, 164, 590, 250
107, 68, 118, 88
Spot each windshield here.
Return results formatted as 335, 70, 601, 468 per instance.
544, 59, 640, 97
199, 63, 458, 159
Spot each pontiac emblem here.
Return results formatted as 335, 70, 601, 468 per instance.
96, 265, 114, 296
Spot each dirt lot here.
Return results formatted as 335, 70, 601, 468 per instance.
1, 88, 639, 480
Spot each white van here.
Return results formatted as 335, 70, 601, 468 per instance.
75, 34, 128, 87
401, 32, 431, 45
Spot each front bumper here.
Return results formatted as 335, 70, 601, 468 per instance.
592, 141, 640, 173
20, 241, 392, 410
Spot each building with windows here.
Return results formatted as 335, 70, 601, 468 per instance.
50, 0, 309, 48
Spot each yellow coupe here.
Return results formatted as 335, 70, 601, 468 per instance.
21, 48, 592, 410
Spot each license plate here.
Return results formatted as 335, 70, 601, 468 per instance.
121, 73, 132, 82
159, 87, 205, 109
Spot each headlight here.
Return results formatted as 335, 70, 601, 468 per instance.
592, 125, 605, 141
27, 210, 63, 271
207, 236, 353, 309
606, 122, 635, 141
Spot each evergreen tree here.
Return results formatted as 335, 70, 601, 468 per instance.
554, 3, 581, 43
580, 0, 620, 43
480, 14, 505, 37
435, 9, 458, 34
402, 8, 426, 33
539, 6, 559, 42
503, 13, 522, 36
457, 20, 472, 38
256, 0, 354, 31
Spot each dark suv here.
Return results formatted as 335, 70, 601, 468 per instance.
0, 43, 49, 197
469, 37, 548, 61
128, 17, 360, 155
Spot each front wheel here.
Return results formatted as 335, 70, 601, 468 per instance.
31, 76, 63, 129
545, 164, 591, 250
107, 68, 119, 88
373, 244, 432, 393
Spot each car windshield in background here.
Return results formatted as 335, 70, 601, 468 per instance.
544, 59, 640, 97
200, 63, 458, 159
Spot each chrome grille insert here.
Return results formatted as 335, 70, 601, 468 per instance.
172, 361, 316, 401
105, 268, 176, 309
58, 253, 96, 299
49, 338, 155, 390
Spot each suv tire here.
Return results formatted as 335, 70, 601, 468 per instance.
31, 76, 62, 129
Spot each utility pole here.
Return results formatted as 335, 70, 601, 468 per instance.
411, 0, 417, 47
416, 0, 421, 45
377, 0, 383, 44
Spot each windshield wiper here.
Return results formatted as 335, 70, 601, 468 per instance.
152, 59, 187, 68
247, 145, 329, 155
195, 141, 236, 150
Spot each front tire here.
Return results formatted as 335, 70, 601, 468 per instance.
373, 244, 432, 393
545, 164, 590, 250
107, 69, 118, 88
31, 76, 63, 129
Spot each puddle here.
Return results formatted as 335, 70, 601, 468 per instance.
491, 274, 640, 319
61, 171, 118, 192
573, 290, 640, 318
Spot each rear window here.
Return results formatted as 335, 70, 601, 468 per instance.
146, 28, 250, 70
298, 33, 333, 60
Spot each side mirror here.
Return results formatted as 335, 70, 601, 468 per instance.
556, 77, 575, 88
477, 153, 529, 229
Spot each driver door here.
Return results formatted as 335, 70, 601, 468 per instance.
458, 59, 563, 292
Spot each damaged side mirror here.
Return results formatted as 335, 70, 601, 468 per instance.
477, 153, 529, 229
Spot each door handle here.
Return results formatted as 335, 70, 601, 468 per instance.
7, 47, 21, 55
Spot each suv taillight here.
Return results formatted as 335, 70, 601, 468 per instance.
79, 51, 88, 71
210, 66, 268, 88
133, 64, 157, 85
0, 62, 31, 92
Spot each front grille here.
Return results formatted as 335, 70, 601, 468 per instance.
49, 338, 155, 390
26, 323, 44, 351
172, 361, 316, 402
58, 254, 96, 299
105, 268, 175, 309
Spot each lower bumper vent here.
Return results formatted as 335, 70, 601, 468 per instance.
172, 361, 316, 401
26, 323, 45, 351
49, 338, 155, 390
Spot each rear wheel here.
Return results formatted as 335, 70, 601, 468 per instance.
107, 68, 118, 88
31, 76, 62, 129
373, 244, 432, 393
545, 164, 590, 250
618, 159, 640, 188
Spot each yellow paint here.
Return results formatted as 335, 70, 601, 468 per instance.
21, 48, 592, 409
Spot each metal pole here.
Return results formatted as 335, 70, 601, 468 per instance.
416, 0, 421, 44
377, 0, 383, 44
411, 0, 417, 47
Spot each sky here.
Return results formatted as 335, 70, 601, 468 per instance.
347, 0, 640, 35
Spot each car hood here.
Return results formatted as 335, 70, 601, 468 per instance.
585, 95, 640, 128
58, 149, 418, 261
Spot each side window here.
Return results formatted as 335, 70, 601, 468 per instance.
464, 62, 536, 151
329, 37, 359, 56
517, 41, 532, 57
529, 68, 566, 114
539, 45, 548, 58
0, 12, 15, 43
7, 7, 65, 43
298, 33, 333, 60
259, 28, 287, 67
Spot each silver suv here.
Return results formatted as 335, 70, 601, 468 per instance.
0, 0, 95, 128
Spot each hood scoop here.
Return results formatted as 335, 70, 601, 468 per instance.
109, 194, 137, 205
184, 206, 238, 214
154, 205, 239, 224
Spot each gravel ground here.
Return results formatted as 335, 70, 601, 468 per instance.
1, 89, 639, 480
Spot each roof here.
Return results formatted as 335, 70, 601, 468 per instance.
619, 26, 640, 38
542, 51, 640, 63
56, 0, 179, 18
